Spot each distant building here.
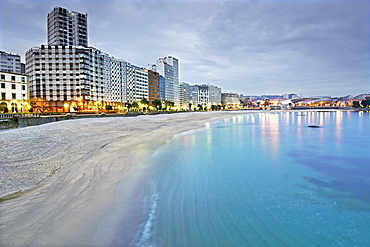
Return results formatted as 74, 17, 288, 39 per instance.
159, 76, 165, 101
179, 82, 191, 108
180, 82, 221, 109
103, 55, 127, 104
48, 6, 88, 47
0, 51, 23, 74
198, 84, 209, 106
221, 92, 240, 108
208, 84, 222, 105
147, 69, 160, 102
188, 84, 199, 108
0, 71, 28, 113
125, 64, 148, 103
156, 56, 179, 105
261, 95, 283, 100
283, 93, 299, 99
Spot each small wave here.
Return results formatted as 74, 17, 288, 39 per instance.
130, 183, 160, 247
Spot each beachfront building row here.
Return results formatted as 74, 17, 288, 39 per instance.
25, 45, 164, 112
21, 6, 180, 112
0, 71, 29, 113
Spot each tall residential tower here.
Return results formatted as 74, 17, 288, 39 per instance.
47, 6, 88, 47
156, 56, 179, 105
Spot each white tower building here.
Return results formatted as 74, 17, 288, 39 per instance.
156, 56, 179, 105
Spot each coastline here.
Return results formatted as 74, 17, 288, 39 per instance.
0, 109, 346, 246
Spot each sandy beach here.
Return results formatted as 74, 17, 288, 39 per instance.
1, 110, 267, 246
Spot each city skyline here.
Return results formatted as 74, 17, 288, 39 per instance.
1, 0, 368, 97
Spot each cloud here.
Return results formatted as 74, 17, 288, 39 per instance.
1, 0, 368, 96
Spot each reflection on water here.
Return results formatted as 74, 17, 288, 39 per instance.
134, 111, 370, 247
223, 111, 370, 206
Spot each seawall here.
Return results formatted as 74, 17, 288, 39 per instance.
0, 111, 183, 130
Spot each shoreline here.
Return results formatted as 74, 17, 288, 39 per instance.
0, 109, 350, 246
0, 107, 359, 131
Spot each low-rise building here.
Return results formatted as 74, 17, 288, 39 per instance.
221, 92, 240, 109
0, 72, 28, 113
180, 82, 222, 110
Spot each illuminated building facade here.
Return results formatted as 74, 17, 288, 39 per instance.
25, 45, 137, 111
0, 71, 28, 113
180, 82, 222, 109
221, 92, 240, 108
147, 69, 160, 102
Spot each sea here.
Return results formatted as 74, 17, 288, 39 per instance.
94, 111, 370, 247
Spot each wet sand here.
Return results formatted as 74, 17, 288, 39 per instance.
1, 111, 266, 246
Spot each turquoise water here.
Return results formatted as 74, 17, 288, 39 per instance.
131, 111, 370, 247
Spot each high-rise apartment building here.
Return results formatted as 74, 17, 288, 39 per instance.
25, 45, 106, 111
47, 6, 88, 47
156, 56, 179, 105
25, 45, 126, 111
208, 84, 222, 105
125, 64, 148, 103
103, 56, 127, 103
0, 51, 23, 74
147, 69, 160, 102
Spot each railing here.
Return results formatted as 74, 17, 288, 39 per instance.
0, 113, 41, 120
16, 113, 41, 118
0, 114, 14, 120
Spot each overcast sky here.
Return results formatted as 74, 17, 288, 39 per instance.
1, 0, 368, 97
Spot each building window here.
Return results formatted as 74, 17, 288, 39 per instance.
11, 84, 16, 90
1, 92, 5, 100
12, 93, 16, 100
11, 76, 15, 81
22, 85, 26, 90
21, 77, 25, 82
1, 83, 5, 89
0, 74, 5, 80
